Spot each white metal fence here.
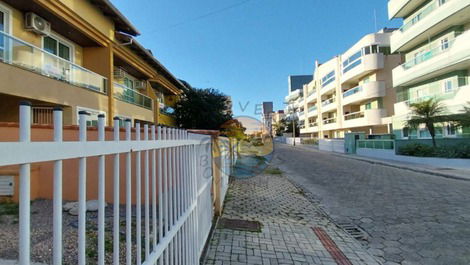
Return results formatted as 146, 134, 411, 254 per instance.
0, 102, 217, 265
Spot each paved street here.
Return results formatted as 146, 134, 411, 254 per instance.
273, 143, 470, 265
204, 171, 379, 265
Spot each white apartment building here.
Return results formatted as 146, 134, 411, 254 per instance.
284, 75, 313, 129
389, 0, 470, 139
300, 29, 402, 139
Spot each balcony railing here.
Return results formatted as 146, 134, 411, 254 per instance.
0, 31, 107, 93
358, 139, 395, 150
322, 98, 335, 106
323, 117, 336, 125
309, 122, 318, 127
308, 106, 317, 112
298, 111, 305, 117
114, 82, 152, 109
399, 0, 448, 32
401, 77, 469, 105
308, 89, 317, 97
344, 111, 365, 121
402, 39, 455, 70
343, 86, 362, 98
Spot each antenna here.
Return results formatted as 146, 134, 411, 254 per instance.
374, 9, 378, 32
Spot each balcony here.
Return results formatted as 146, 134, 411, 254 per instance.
394, 77, 470, 115
0, 31, 107, 93
322, 117, 338, 131
321, 98, 337, 112
393, 30, 470, 87
342, 81, 386, 106
342, 109, 387, 129
298, 111, 306, 120
388, 0, 428, 19
341, 54, 384, 84
114, 82, 153, 109
307, 105, 318, 117
390, 0, 470, 52
306, 89, 317, 103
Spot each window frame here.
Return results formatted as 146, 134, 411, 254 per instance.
76, 106, 106, 126
42, 33, 74, 63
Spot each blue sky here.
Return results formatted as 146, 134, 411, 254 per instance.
111, 0, 401, 117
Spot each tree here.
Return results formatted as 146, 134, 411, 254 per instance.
272, 121, 286, 136
174, 81, 232, 130
406, 98, 447, 147
452, 102, 470, 129
282, 118, 300, 137
220, 119, 246, 140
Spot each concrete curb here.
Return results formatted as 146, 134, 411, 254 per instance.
288, 143, 470, 182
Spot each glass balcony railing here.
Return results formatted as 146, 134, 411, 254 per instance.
322, 98, 335, 106
399, 0, 447, 32
358, 139, 395, 150
299, 111, 305, 117
308, 89, 317, 97
308, 106, 317, 112
0, 31, 107, 93
343, 86, 362, 98
114, 82, 152, 109
402, 39, 455, 70
323, 117, 336, 125
344, 111, 365, 121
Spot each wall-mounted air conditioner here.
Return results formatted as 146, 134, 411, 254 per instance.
25, 13, 51, 36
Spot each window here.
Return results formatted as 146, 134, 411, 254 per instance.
365, 102, 372, 110
441, 38, 449, 51
402, 127, 409, 138
445, 124, 457, 137
439, 0, 448, 6
443, 79, 453, 93
377, 98, 383, 109
76, 107, 105, 127
0, 5, 11, 60
321, 71, 335, 87
379, 46, 391, 55
43, 36, 71, 61
124, 76, 134, 90
343, 50, 362, 73
419, 128, 431, 138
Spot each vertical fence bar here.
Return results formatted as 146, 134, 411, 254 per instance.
19, 101, 31, 265
53, 107, 63, 265
157, 126, 164, 265
136, 122, 142, 265
144, 124, 150, 259
113, 117, 120, 265
125, 120, 132, 265
97, 114, 106, 265
78, 111, 89, 265
151, 125, 157, 250
163, 128, 169, 265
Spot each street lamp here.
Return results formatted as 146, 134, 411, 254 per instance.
288, 106, 298, 146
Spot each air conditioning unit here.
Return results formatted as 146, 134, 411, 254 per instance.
135, 80, 146, 90
113, 67, 126, 79
25, 13, 51, 36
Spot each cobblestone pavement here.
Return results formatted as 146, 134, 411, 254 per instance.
273, 144, 470, 265
204, 172, 380, 265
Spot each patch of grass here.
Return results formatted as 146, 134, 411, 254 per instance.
264, 167, 283, 175
0, 202, 19, 216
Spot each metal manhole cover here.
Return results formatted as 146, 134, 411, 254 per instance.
218, 218, 262, 232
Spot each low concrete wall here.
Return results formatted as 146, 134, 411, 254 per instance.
357, 148, 470, 170
319, 139, 345, 153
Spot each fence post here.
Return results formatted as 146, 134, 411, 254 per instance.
135, 122, 142, 265
78, 110, 89, 265
19, 101, 31, 265
97, 114, 106, 265
53, 107, 63, 265
125, 119, 132, 265
113, 117, 120, 265
212, 136, 223, 216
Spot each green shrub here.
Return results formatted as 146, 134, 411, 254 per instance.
398, 143, 470, 158
301, 138, 318, 145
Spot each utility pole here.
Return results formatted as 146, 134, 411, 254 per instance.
292, 118, 296, 146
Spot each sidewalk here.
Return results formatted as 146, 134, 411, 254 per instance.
294, 144, 470, 181
203, 172, 380, 265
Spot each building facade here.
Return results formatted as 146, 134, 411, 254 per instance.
389, 0, 470, 139
0, 0, 184, 127
299, 29, 402, 139
284, 75, 313, 130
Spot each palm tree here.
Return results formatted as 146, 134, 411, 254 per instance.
406, 98, 446, 147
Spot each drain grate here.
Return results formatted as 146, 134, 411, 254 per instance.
336, 222, 368, 241
218, 218, 262, 232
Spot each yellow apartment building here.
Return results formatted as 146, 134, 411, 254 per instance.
0, 0, 184, 127
298, 29, 402, 139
